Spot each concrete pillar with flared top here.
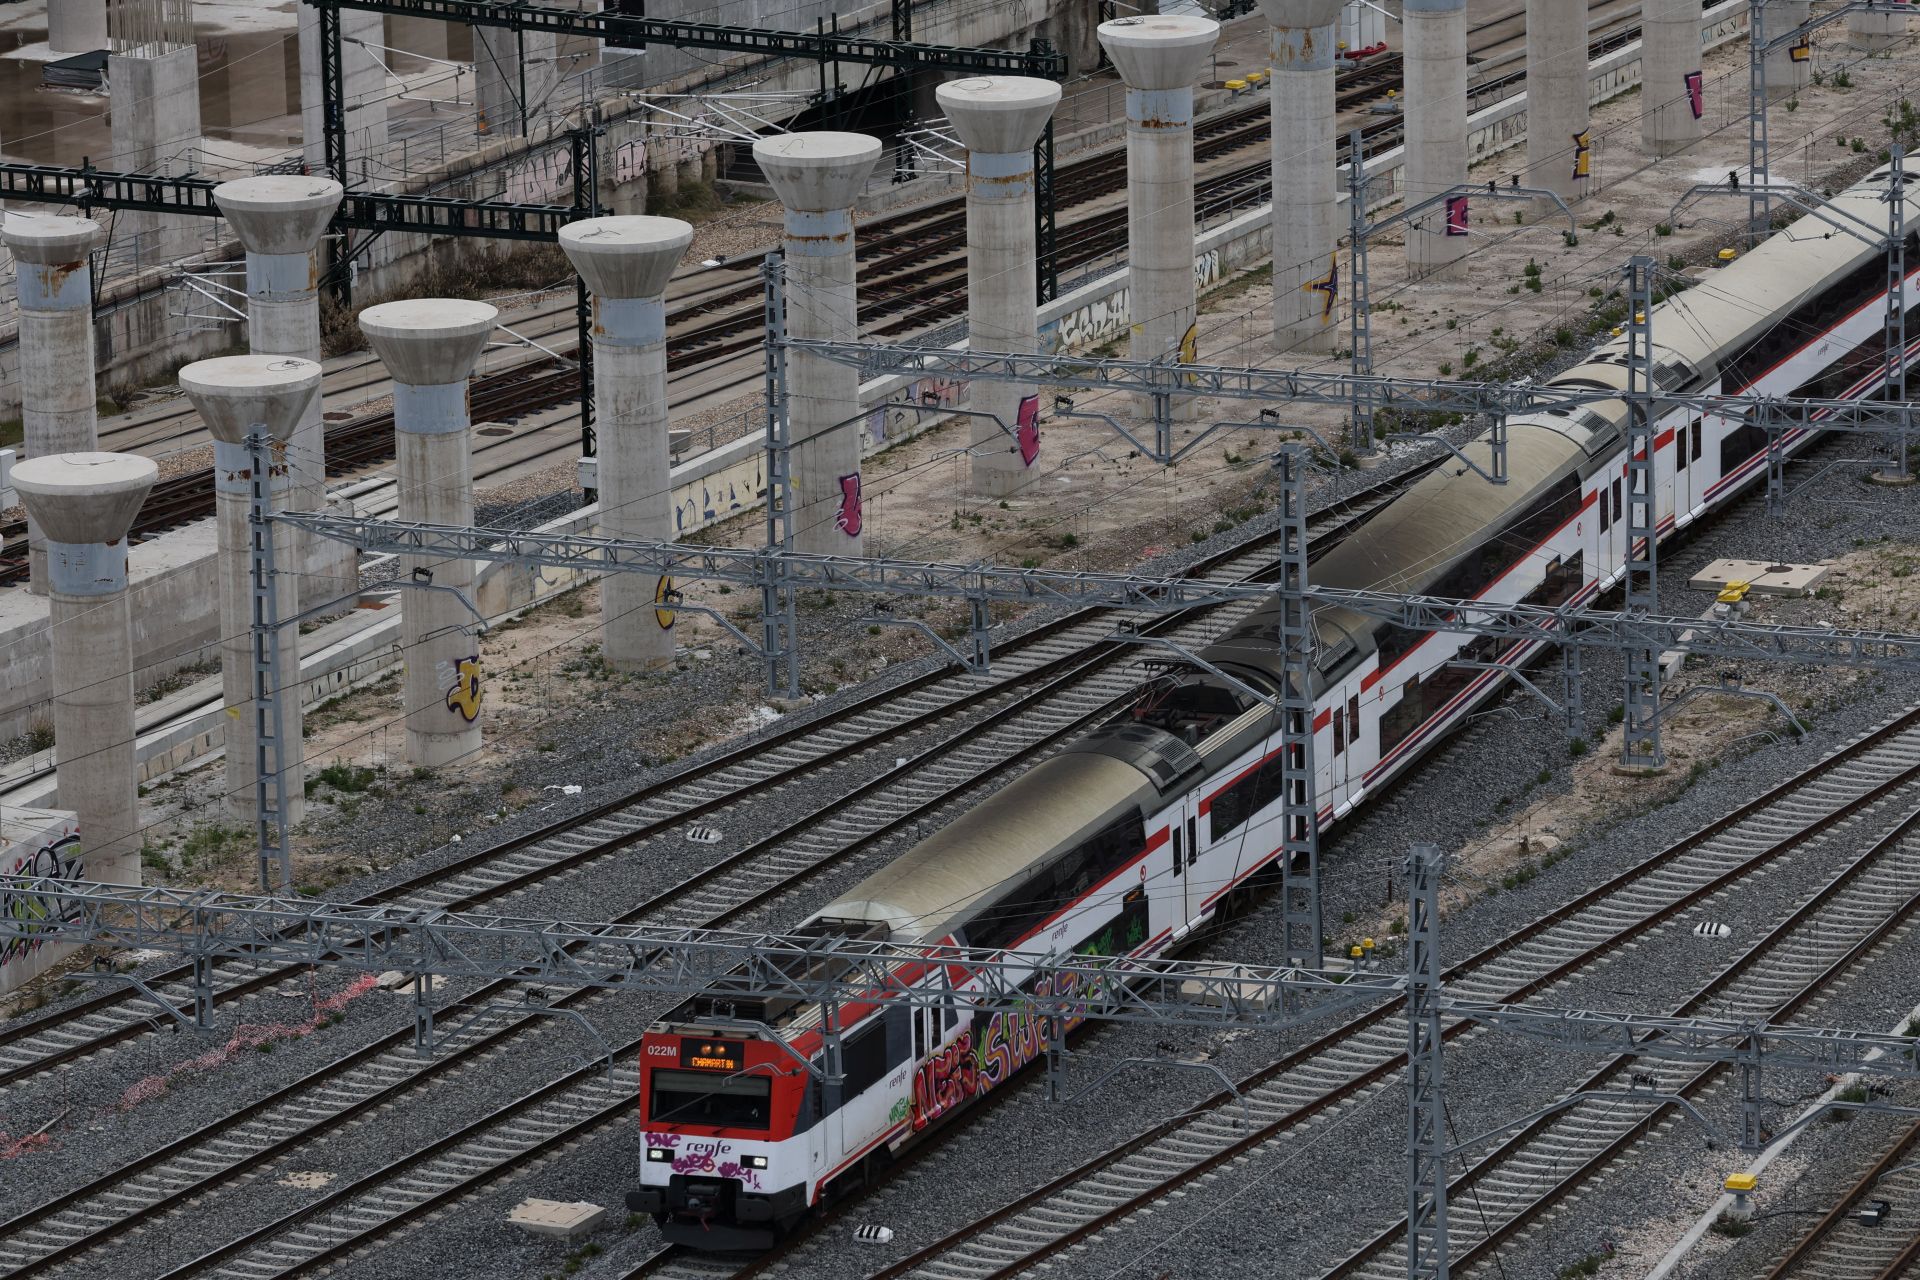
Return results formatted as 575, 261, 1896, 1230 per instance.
1403, 0, 1469, 276
1641, 0, 1704, 155
1847, 0, 1909, 50
937, 76, 1062, 496
10, 452, 158, 885
559, 216, 693, 671
178, 356, 323, 825
358, 299, 497, 767
753, 132, 882, 556
1099, 15, 1220, 419
1523, 0, 1591, 211
1259, 0, 1340, 353
4, 215, 105, 596
214, 176, 352, 604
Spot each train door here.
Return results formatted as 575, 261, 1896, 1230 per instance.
1326, 685, 1364, 816
1167, 796, 1200, 933
1672, 416, 1702, 524
1597, 468, 1625, 579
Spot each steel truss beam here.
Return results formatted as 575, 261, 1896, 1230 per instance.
272, 511, 1920, 675
302, 0, 1066, 77
783, 340, 1920, 439
1457, 1001, 1920, 1079
12, 876, 1917, 1068
0, 877, 1399, 1030
0, 162, 574, 242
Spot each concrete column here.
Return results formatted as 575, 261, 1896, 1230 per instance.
475, 26, 559, 139
299, 7, 388, 182
1523, 0, 1591, 212
10, 453, 158, 885
1847, 0, 1910, 50
1765, 1, 1813, 100
358, 299, 496, 768
1403, 0, 1469, 277
1098, 15, 1220, 419
214, 176, 352, 606
178, 357, 322, 824
108, 44, 201, 266
1641, 0, 1704, 155
753, 132, 882, 557
937, 76, 1062, 496
1260, 0, 1341, 353
559, 217, 693, 671
48, 0, 108, 54
2, 216, 104, 596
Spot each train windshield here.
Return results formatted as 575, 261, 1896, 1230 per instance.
649, 1069, 773, 1130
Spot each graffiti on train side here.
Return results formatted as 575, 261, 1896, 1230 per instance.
907, 969, 1114, 1130
0, 835, 85, 966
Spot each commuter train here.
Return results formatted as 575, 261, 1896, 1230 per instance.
627, 167, 1920, 1248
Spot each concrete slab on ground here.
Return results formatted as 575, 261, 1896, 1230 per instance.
1687, 558, 1832, 596
508, 1199, 608, 1239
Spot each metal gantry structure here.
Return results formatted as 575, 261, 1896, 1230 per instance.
1621, 257, 1667, 769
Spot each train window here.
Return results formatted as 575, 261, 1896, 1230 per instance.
1348, 695, 1361, 742
1209, 750, 1286, 843
966, 809, 1146, 953
1332, 709, 1345, 756
1378, 674, 1424, 756
649, 1069, 772, 1130
1674, 426, 1687, 472
1720, 421, 1769, 474
1722, 237, 1918, 391
1521, 551, 1584, 608
1691, 420, 1703, 461
1598, 489, 1609, 533
1072, 886, 1150, 959
839, 1021, 890, 1097
1610, 478, 1622, 524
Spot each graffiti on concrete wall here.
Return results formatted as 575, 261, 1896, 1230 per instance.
0, 834, 84, 967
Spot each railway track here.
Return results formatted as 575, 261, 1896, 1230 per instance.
0, 463, 1416, 1092
859, 709, 1920, 1280
1329, 804, 1920, 1277
1759, 1118, 1920, 1280
0, 462, 1430, 1279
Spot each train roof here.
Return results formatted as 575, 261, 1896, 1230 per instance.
1201, 423, 1586, 685
805, 750, 1152, 944
1564, 165, 1920, 388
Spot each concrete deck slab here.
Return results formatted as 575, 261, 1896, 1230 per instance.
508, 1199, 608, 1239
1687, 558, 1832, 596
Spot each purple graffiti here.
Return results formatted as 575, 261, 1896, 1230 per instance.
836, 473, 863, 537
1684, 71, 1704, 120
1016, 394, 1041, 468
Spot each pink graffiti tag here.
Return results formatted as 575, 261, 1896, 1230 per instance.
835, 473, 863, 537
1016, 394, 1041, 468
1444, 195, 1470, 237
1684, 71, 1704, 120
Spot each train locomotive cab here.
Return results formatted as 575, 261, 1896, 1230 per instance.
630, 1026, 813, 1249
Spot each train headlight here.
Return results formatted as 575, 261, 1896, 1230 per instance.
646, 1147, 674, 1163
744, 1155, 769, 1170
